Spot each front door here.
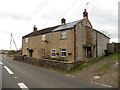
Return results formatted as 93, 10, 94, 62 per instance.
29, 51, 33, 57
86, 47, 92, 58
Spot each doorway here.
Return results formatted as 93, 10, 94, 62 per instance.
86, 47, 92, 58
29, 51, 33, 57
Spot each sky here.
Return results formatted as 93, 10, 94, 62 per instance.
0, 0, 118, 50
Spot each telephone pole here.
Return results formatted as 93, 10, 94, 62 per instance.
10, 33, 18, 50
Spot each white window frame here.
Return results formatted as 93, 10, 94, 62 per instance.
51, 49, 56, 57
61, 31, 66, 39
25, 38, 28, 43
41, 34, 46, 41
61, 48, 66, 57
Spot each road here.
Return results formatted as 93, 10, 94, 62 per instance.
0, 54, 106, 89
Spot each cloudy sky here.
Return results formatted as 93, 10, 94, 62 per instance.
0, 0, 118, 50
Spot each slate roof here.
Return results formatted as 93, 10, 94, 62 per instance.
22, 25, 60, 38
53, 19, 83, 32
23, 19, 84, 38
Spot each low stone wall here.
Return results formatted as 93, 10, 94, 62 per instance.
13, 55, 83, 70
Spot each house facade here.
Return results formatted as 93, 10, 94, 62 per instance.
22, 9, 110, 63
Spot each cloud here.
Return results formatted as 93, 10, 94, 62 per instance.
0, 11, 31, 20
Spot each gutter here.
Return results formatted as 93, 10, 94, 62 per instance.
96, 31, 98, 58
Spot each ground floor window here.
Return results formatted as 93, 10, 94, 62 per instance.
51, 49, 56, 57
40, 49, 45, 56
61, 48, 66, 57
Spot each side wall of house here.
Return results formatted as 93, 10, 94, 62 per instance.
75, 19, 92, 61
97, 32, 109, 57
85, 27, 97, 58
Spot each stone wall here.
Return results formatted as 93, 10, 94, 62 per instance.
13, 55, 84, 70
107, 43, 120, 53
22, 29, 75, 63
97, 32, 110, 57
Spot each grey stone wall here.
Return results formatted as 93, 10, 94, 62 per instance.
107, 43, 120, 53
97, 32, 109, 57
13, 55, 84, 70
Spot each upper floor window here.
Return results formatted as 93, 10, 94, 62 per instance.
51, 49, 56, 57
41, 34, 46, 41
61, 31, 66, 39
61, 48, 66, 57
25, 38, 28, 43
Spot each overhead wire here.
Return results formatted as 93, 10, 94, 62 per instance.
54, 0, 80, 24
21, 0, 49, 26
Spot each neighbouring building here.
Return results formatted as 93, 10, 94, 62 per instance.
22, 9, 110, 63
107, 42, 120, 53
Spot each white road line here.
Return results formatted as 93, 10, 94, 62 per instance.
0, 62, 3, 65
91, 81, 112, 88
18, 83, 29, 90
66, 74, 75, 78
4, 66, 14, 75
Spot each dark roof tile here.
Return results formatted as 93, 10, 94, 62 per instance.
23, 25, 60, 38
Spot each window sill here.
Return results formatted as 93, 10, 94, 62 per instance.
61, 56, 67, 58
60, 38, 67, 40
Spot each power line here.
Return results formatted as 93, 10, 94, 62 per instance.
89, 0, 103, 14
55, 0, 79, 23
21, 0, 49, 26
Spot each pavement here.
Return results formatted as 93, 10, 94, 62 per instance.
0, 54, 106, 89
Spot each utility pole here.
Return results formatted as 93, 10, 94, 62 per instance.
10, 33, 18, 50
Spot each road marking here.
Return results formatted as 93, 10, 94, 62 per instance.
4, 66, 14, 75
0, 62, 3, 65
14, 76, 17, 79
91, 81, 112, 88
18, 83, 29, 90
66, 74, 75, 78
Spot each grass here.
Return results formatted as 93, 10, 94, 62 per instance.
6, 54, 15, 57
95, 62, 113, 73
6, 54, 21, 57
69, 53, 119, 72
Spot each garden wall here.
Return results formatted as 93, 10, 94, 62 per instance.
13, 55, 83, 70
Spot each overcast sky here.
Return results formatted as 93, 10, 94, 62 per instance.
0, 0, 118, 50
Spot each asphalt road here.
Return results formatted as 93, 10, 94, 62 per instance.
0, 54, 105, 89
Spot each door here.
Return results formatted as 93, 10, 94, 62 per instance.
86, 47, 92, 58
29, 51, 33, 57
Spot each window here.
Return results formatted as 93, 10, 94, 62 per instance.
51, 49, 56, 57
61, 48, 66, 57
40, 49, 45, 56
61, 31, 66, 39
41, 34, 46, 41
25, 38, 28, 43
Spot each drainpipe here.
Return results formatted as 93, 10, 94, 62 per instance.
73, 27, 76, 61
96, 31, 98, 58
22, 38, 23, 55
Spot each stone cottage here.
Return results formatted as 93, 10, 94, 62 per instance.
22, 9, 110, 63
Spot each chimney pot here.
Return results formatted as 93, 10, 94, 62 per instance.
33, 25, 37, 32
83, 9, 88, 19
61, 18, 66, 25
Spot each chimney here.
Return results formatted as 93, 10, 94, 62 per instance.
61, 18, 66, 25
33, 25, 37, 32
83, 9, 88, 19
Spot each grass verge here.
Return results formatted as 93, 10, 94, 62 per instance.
68, 53, 119, 72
